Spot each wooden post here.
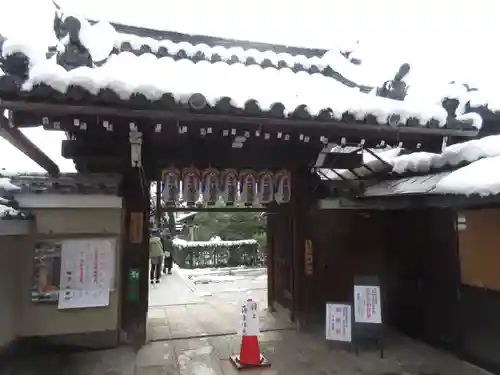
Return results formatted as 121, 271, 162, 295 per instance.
291, 167, 315, 330
155, 175, 162, 228
120, 167, 150, 348
266, 212, 275, 312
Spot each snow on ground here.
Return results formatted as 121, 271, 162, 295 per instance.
175, 265, 267, 299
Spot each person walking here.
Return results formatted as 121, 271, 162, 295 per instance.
149, 230, 164, 284
163, 234, 174, 275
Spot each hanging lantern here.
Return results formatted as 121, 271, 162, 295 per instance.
275, 170, 291, 204
162, 167, 180, 206
239, 170, 257, 207
182, 168, 201, 207
221, 169, 238, 206
257, 171, 274, 205
202, 168, 220, 206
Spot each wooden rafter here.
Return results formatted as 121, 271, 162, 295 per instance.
0, 116, 60, 176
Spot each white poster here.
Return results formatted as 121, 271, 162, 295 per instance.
238, 300, 260, 336
353, 285, 382, 324
58, 238, 115, 309
325, 303, 352, 342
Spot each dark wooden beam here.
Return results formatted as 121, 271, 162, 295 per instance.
63, 137, 322, 170
322, 152, 363, 169
163, 206, 283, 212
0, 116, 60, 175
0, 101, 478, 141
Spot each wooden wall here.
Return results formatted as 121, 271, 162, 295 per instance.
458, 208, 500, 374
458, 209, 500, 290
305, 207, 460, 348
308, 209, 387, 323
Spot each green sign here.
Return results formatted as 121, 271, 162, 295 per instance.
127, 269, 140, 302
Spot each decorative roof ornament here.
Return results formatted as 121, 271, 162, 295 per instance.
376, 63, 411, 101
51, 1, 115, 69
53, 13, 93, 70
340, 40, 362, 65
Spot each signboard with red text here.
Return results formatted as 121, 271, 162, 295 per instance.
353, 285, 382, 324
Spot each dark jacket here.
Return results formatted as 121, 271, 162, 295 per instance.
163, 237, 174, 257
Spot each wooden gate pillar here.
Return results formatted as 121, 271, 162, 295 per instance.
120, 167, 150, 348
266, 209, 276, 312
291, 167, 315, 330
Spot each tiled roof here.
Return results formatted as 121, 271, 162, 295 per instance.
0, 12, 481, 132
0, 172, 121, 219
112, 31, 371, 92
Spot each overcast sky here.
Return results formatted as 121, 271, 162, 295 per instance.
0, 0, 498, 88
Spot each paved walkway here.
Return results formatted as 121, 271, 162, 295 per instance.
5, 329, 492, 375
147, 267, 293, 341
3, 266, 494, 375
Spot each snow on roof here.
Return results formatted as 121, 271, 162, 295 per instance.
433, 155, 500, 196
357, 135, 500, 197
112, 31, 373, 86
11, 47, 452, 127
0, 9, 482, 131
392, 135, 500, 175
173, 238, 257, 248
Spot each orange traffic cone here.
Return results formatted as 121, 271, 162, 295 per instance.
230, 299, 271, 371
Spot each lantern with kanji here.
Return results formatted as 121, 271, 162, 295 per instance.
182, 168, 201, 206
221, 169, 238, 206
257, 171, 274, 205
202, 168, 220, 206
275, 170, 291, 204
162, 168, 180, 206
239, 170, 257, 207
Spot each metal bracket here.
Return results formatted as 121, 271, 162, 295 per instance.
129, 125, 143, 168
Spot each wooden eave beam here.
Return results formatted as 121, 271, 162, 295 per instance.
0, 101, 478, 141
0, 116, 60, 176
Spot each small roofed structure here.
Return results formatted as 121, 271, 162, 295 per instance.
319, 134, 500, 209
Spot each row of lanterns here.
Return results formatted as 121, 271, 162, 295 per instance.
162, 168, 291, 207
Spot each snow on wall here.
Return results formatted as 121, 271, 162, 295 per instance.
0, 126, 75, 218
173, 238, 257, 248
0, 176, 20, 218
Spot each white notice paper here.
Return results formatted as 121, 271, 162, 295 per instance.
238, 300, 260, 336
353, 285, 382, 324
325, 303, 352, 342
58, 238, 115, 309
